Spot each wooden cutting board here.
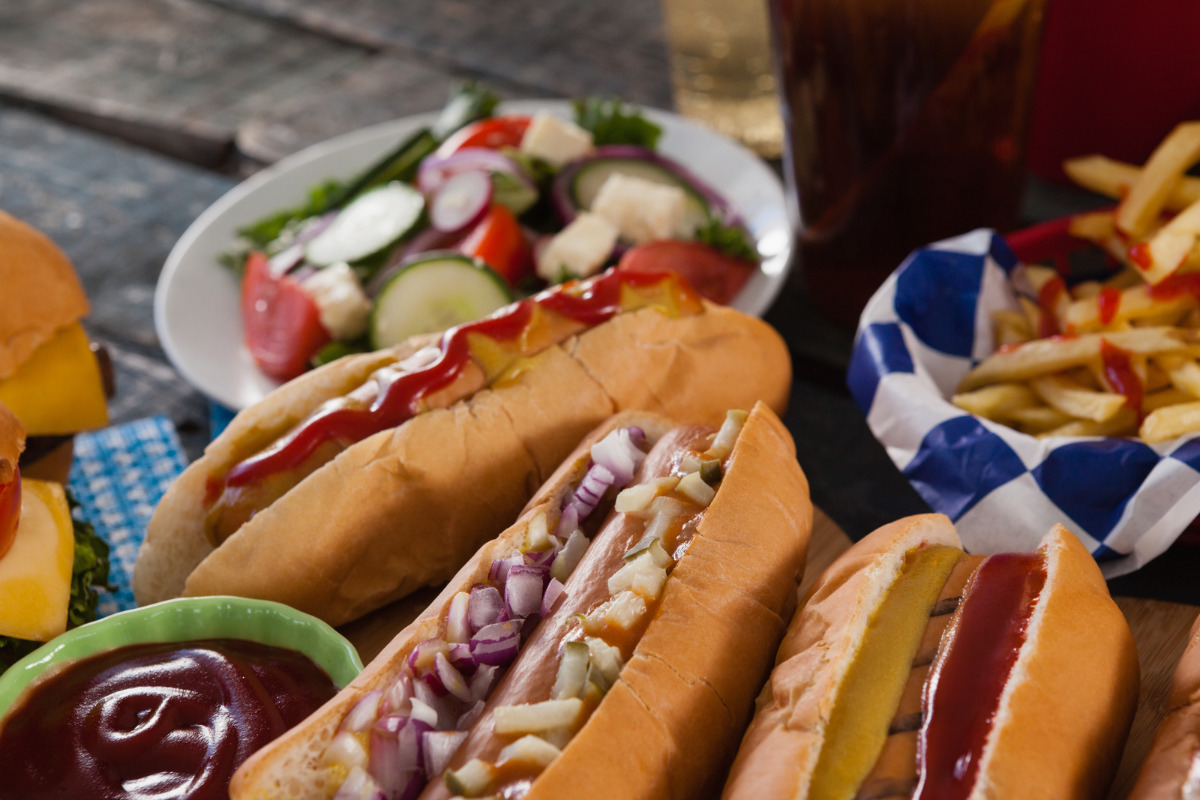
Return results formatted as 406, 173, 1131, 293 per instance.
338, 507, 1198, 800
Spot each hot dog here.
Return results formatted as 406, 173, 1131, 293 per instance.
133, 268, 791, 626
1127, 614, 1200, 799
721, 514, 1139, 800
229, 402, 812, 800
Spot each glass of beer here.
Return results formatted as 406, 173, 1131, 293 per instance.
661, 0, 784, 158
771, 0, 1047, 327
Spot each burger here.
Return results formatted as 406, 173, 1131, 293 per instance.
0, 211, 113, 668
0, 400, 110, 669
0, 209, 110, 482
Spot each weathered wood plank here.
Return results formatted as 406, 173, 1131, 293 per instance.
0, 104, 233, 458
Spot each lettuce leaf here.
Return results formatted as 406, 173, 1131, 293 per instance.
694, 218, 758, 262
572, 97, 662, 149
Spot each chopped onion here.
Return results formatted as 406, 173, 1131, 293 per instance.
470, 620, 523, 666
435, 651, 473, 703
446, 642, 477, 675
557, 505, 580, 538
467, 665, 498, 703
446, 591, 471, 644
542, 577, 566, 617
340, 690, 383, 733
525, 548, 556, 570
408, 697, 439, 729
506, 565, 547, 619
418, 668, 447, 698
369, 715, 424, 793
381, 673, 413, 716
590, 427, 647, 485
550, 529, 590, 583
324, 731, 370, 771
422, 730, 469, 778
458, 698, 487, 730
488, 554, 524, 584
333, 766, 386, 800
469, 584, 506, 632
407, 638, 448, 673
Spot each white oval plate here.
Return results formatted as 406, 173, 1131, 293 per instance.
155, 100, 793, 410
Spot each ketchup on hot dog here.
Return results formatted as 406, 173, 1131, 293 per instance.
204, 269, 702, 543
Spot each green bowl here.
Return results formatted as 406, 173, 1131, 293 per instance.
0, 596, 363, 718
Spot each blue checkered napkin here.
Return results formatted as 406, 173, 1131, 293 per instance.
67, 417, 188, 616
848, 229, 1200, 579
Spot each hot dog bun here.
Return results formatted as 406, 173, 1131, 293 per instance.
503, 402, 810, 800
135, 275, 790, 626
722, 516, 1138, 800
230, 403, 811, 800
1127, 614, 1200, 800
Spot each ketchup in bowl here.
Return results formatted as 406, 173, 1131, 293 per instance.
0, 638, 337, 800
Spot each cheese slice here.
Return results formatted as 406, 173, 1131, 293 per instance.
0, 322, 108, 436
0, 479, 74, 642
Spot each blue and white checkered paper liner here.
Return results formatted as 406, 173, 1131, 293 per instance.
67, 417, 187, 616
848, 228, 1200, 578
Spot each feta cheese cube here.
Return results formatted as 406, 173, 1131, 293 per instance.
590, 173, 686, 244
536, 212, 619, 281
303, 262, 371, 340
520, 111, 594, 167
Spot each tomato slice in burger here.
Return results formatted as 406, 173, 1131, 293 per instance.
459, 205, 532, 287
436, 116, 532, 157
241, 252, 331, 381
0, 468, 20, 561
617, 240, 756, 306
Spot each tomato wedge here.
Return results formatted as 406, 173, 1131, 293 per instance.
459, 205, 532, 287
437, 115, 532, 158
241, 252, 331, 381
617, 241, 756, 306
0, 468, 20, 561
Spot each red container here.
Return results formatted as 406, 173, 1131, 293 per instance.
1027, 0, 1200, 183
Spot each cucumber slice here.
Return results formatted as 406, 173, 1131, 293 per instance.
571, 158, 710, 235
305, 182, 425, 267
370, 253, 514, 348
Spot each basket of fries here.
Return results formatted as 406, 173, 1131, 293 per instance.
849, 123, 1200, 577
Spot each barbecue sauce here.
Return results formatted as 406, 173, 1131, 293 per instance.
0, 638, 337, 800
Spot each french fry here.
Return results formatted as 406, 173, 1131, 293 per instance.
1116, 121, 1200, 238
1061, 283, 1194, 332
1141, 401, 1200, 443
1017, 296, 1045, 338
1156, 353, 1200, 398
1144, 387, 1193, 411
1140, 197, 1200, 285
1007, 405, 1073, 433
1106, 268, 1146, 290
961, 125, 1200, 445
1146, 361, 1171, 392
1029, 374, 1126, 422
1041, 407, 1138, 439
991, 309, 1033, 347
958, 327, 1200, 391
1064, 154, 1200, 212
951, 383, 1038, 419
1068, 211, 1116, 243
